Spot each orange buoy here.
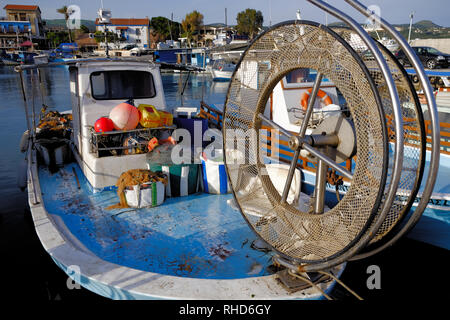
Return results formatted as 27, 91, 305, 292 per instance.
109, 101, 140, 130
300, 88, 333, 110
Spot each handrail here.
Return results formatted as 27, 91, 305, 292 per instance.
198, 101, 223, 129
304, 0, 404, 272
345, 0, 440, 260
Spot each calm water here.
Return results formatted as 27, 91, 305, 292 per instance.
0, 65, 447, 301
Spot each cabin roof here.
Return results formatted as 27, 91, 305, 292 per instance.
14, 58, 203, 72
95, 18, 150, 26
3, 4, 41, 12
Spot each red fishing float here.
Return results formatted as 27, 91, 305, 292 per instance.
94, 117, 114, 133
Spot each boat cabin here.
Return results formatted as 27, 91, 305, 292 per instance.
269, 68, 340, 132
68, 60, 169, 191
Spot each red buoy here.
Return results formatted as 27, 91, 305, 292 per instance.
94, 117, 115, 133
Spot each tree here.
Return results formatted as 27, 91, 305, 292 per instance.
93, 30, 124, 47
236, 8, 263, 39
56, 6, 73, 43
181, 10, 204, 47
80, 25, 90, 34
46, 31, 70, 48
150, 16, 181, 43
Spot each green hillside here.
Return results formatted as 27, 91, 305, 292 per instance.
44, 19, 96, 31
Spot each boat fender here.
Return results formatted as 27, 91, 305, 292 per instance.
17, 157, 28, 191
19, 130, 29, 153
109, 101, 140, 130
300, 88, 333, 110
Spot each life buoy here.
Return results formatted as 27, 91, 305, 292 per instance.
300, 88, 333, 110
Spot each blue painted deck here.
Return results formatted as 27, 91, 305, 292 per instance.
39, 162, 274, 280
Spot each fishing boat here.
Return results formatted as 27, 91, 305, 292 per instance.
209, 59, 235, 81
1, 52, 21, 65
17, 0, 443, 301
17, 58, 346, 300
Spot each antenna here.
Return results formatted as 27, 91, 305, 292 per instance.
97, 4, 112, 57
408, 11, 415, 44
269, 0, 272, 27
168, 13, 173, 41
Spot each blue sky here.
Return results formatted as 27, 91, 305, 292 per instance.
1, 0, 449, 26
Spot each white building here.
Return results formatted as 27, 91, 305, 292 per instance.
95, 18, 150, 49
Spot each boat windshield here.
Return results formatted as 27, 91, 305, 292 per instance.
90, 70, 156, 100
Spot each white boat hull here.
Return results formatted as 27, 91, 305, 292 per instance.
211, 69, 233, 81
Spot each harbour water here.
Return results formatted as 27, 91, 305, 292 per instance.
0, 65, 447, 301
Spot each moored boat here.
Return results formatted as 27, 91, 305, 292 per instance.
17, 0, 445, 300
209, 59, 235, 81
17, 58, 345, 300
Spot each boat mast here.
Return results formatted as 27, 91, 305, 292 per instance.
408, 11, 414, 44
98, 1, 112, 57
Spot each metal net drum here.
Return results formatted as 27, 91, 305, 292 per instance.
223, 21, 389, 264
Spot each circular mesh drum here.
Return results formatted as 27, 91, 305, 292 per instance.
333, 28, 426, 246
223, 21, 389, 264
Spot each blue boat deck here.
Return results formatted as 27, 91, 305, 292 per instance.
38, 162, 274, 280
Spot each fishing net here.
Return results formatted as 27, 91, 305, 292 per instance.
223, 21, 388, 263
106, 169, 168, 210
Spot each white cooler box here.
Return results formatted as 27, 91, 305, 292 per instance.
200, 150, 231, 194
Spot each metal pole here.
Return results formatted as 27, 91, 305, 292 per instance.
299, 72, 323, 138
314, 159, 328, 214
19, 70, 39, 205
302, 143, 353, 180
19, 70, 32, 133
36, 67, 46, 112
225, 8, 227, 29
280, 72, 324, 203
169, 13, 173, 41
257, 113, 293, 138
408, 12, 414, 44
280, 148, 300, 203
104, 25, 109, 58
30, 69, 37, 137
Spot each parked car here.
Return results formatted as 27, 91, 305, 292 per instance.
395, 46, 450, 69
118, 44, 143, 56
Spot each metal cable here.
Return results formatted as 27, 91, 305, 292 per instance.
287, 269, 333, 300
318, 270, 363, 300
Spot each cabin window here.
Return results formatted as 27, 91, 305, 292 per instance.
90, 70, 156, 100
285, 68, 314, 83
283, 68, 333, 89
